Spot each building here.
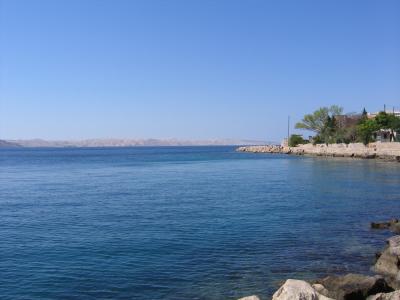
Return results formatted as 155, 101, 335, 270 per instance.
368, 110, 400, 119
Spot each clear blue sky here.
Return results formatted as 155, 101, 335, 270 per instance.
1, 0, 399, 141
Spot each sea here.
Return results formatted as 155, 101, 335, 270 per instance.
1, 146, 399, 299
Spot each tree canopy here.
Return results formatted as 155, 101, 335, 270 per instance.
288, 134, 308, 147
293, 106, 400, 145
295, 105, 343, 133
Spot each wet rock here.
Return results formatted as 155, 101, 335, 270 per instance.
371, 219, 399, 230
366, 290, 400, 300
272, 279, 334, 300
314, 273, 393, 300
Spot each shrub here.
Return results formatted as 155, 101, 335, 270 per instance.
289, 134, 308, 147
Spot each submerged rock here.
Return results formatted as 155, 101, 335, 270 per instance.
313, 273, 393, 300
371, 218, 400, 236
371, 219, 398, 229
272, 279, 334, 300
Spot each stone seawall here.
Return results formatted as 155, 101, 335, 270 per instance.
237, 142, 400, 161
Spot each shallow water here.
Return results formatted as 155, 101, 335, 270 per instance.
0, 146, 399, 299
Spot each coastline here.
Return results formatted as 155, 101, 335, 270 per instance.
237, 142, 400, 162
236, 144, 400, 299
239, 219, 400, 300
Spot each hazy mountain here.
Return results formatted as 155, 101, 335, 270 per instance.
3, 138, 272, 148
0, 140, 22, 148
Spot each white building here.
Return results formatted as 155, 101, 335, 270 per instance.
368, 110, 400, 118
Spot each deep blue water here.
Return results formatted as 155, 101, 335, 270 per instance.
1, 146, 400, 300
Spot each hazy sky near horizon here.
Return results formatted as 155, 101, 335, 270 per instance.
1, 0, 399, 141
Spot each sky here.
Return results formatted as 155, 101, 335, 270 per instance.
1, 0, 399, 142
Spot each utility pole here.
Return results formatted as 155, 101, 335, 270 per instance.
287, 116, 290, 143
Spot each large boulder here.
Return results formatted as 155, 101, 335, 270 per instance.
272, 279, 333, 300
375, 247, 400, 277
314, 274, 393, 300
367, 290, 400, 300
374, 236, 400, 279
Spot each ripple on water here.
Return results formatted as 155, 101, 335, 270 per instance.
0, 147, 399, 299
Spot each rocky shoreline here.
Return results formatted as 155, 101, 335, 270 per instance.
238, 219, 400, 300
237, 142, 400, 162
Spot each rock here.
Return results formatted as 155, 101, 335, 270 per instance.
272, 279, 334, 300
366, 290, 400, 300
237, 296, 260, 300
390, 223, 400, 234
371, 219, 399, 230
371, 222, 391, 229
312, 283, 330, 296
236, 143, 400, 161
375, 247, 399, 277
374, 237, 400, 278
314, 274, 393, 300
388, 236, 400, 256
382, 276, 400, 290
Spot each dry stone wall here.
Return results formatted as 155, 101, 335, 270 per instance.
237, 142, 400, 161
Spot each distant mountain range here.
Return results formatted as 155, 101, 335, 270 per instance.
0, 140, 22, 148
0, 138, 272, 148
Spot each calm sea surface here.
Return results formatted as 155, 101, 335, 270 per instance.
1, 146, 400, 299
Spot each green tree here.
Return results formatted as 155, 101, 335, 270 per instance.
342, 126, 358, 143
375, 112, 391, 128
296, 105, 343, 144
374, 112, 400, 142
295, 105, 343, 134
320, 115, 338, 144
288, 134, 308, 147
336, 108, 368, 144
360, 108, 368, 122
357, 119, 378, 145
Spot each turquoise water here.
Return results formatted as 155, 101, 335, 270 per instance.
0, 146, 399, 299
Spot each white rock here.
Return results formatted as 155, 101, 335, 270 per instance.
272, 279, 334, 300
237, 296, 260, 300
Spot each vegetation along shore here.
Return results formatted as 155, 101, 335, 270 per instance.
238, 106, 400, 162
238, 107, 400, 298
